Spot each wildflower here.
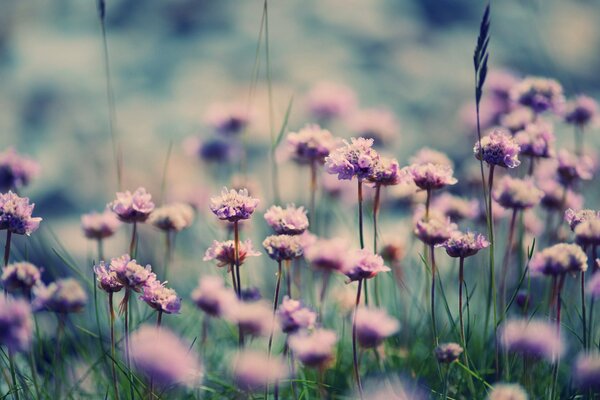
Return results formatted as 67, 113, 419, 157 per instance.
510, 76, 564, 114
500, 107, 535, 133
0, 296, 33, 352
565, 208, 600, 231
530, 243, 587, 276
414, 216, 457, 246
148, 203, 194, 232
439, 231, 489, 258
264, 204, 309, 235
191, 276, 237, 317
241, 287, 262, 302
486, 383, 528, 400
368, 157, 402, 187
203, 239, 260, 268
0, 191, 42, 235
81, 210, 121, 240
192, 136, 240, 163
305, 81, 357, 121
262, 235, 304, 262
573, 352, 600, 389
474, 130, 521, 168
1, 262, 41, 293
409, 148, 453, 168
401, 163, 457, 191
231, 350, 288, 391
209, 187, 259, 222
109, 254, 156, 291
487, 70, 520, 102
130, 325, 203, 388
289, 329, 337, 367
514, 121, 555, 158
499, 319, 563, 362
574, 219, 600, 247
108, 187, 155, 223
0, 148, 40, 192
434, 343, 463, 363
205, 102, 250, 136
564, 95, 597, 127
324, 137, 381, 181
224, 300, 274, 337
304, 238, 348, 272
283, 124, 338, 165
432, 193, 479, 221
492, 176, 543, 209
277, 296, 317, 334
343, 249, 390, 282
556, 150, 594, 186
140, 280, 181, 314
355, 307, 399, 348
32, 278, 87, 313
93, 261, 123, 293
347, 108, 400, 146
539, 180, 583, 212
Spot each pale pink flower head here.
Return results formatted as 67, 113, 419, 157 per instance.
574, 219, 600, 248
0, 148, 40, 192
492, 176, 543, 210
342, 248, 390, 282
224, 300, 274, 337
277, 296, 317, 334
325, 137, 381, 181
409, 148, 454, 168
439, 231, 489, 258
355, 306, 400, 348
130, 325, 203, 388
191, 275, 238, 317
81, 210, 121, 240
1, 262, 41, 294
305, 81, 357, 121
205, 101, 251, 136
434, 342, 463, 363
109, 254, 156, 292
510, 76, 565, 114
414, 216, 457, 246
304, 237, 348, 272
431, 193, 479, 221
32, 278, 87, 314
573, 352, 600, 390
401, 163, 457, 191
148, 202, 194, 232
487, 69, 520, 102
368, 157, 402, 186
0, 191, 42, 235
514, 120, 555, 158
203, 239, 260, 268
231, 350, 288, 391
564, 95, 597, 128
556, 150, 594, 186
263, 234, 304, 262
474, 129, 521, 168
499, 318, 563, 362
565, 208, 600, 231
109, 187, 155, 223
93, 261, 123, 293
264, 204, 309, 235
0, 296, 33, 353
539, 180, 583, 212
486, 383, 528, 400
283, 124, 338, 165
500, 107, 535, 133
140, 280, 181, 314
530, 243, 587, 276
347, 108, 400, 146
209, 187, 259, 222
289, 329, 337, 368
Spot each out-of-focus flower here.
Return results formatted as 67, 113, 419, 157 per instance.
439, 231, 489, 258
81, 210, 121, 240
140, 280, 181, 314
304, 238, 348, 272
409, 148, 454, 168
32, 278, 87, 313
277, 296, 316, 334
514, 121, 555, 158
539, 180, 583, 212
241, 287, 262, 302
474, 130, 521, 168
574, 219, 600, 248
432, 193, 479, 221
205, 102, 250, 136
564, 95, 597, 128
414, 216, 457, 246
108, 188, 155, 223
486, 383, 528, 400
203, 239, 260, 268
289, 329, 337, 367
224, 300, 274, 337
361, 376, 427, 400
0, 296, 33, 352
530, 243, 587, 276
209, 187, 259, 222
191, 275, 237, 317
1, 262, 41, 294
379, 239, 405, 267
305, 81, 357, 121
492, 176, 543, 210
109, 254, 156, 292
343, 248, 390, 282
148, 203, 194, 232
184, 136, 241, 164
282, 124, 338, 165
130, 325, 203, 388
434, 343, 463, 363
231, 350, 288, 391
510, 77, 564, 114
355, 307, 399, 348
400, 163, 457, 191
499, 319, 563, 362
347, 108, 400, 146
565, 208, 600, 231
264, 204, 309, 235
586, 271, 600, 299
93, 261, 123, 293
573, 352, 600, 389
488, 70, 520, 102
325, 138, 381, 181
0, 148, 40, 192
556, 150, 594, 186
263, 234, 304, 261
0, 191, 42, 235
368, 157, 402, 187
500, 107, 535, 133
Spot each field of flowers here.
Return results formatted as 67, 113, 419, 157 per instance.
1, 0, 600, 399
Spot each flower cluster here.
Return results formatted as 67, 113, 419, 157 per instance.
209, 187, 259, 222
530, 243, 587, 276
0, 191, 42, 235
0, 148, 40, 192
510, 76, 564, 114
564, 95, 597, 127
81, 210, 121, 240
191, 275, 237, 317
439, 231, 489, 258
414, 216, 457, 246
203, 239, 260, 268
94, 261, 123, 293
342, 248, 390, 282
277, 296, 317, 333
1, 262, 41, 293
32, 278, 87, 313
401, 163, 457, 191
0, 296, 33, 352
108, 187, 155, 223
232, 350, 288, 391
140, 279, 181, 314
148, 202, 194, 232
368, 157, 402, 186
564, 208, 600, 231
283, 124, 338, 165
262, 234, 304, 261
288, 329, 338, 367
573, 352, 600, 389
499, 319, 563, 362
304, 238, 348, 272
325, 138, 381, 181
474, 130, 521, 168
486, 384, 528, 400
492, 176, 543, 210
432, 193, 479, 221
109, 254, 156, 292
556, 150, 594, 186
514, 121, 555, 158
205, 102, 250, 136
264, 204, 309, 235
354, 307, 399, 348
434, 343, 463, 363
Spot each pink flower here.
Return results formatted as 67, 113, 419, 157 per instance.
264, 204, 309, 235
109, 187, 155, 223
325, 138, 381, 181
231, 350, 288, 391
288, 329, 337, 367
305, 81, 357, 121
0, 191, 42, 235
81, 210, 121, 239
355, 307, 399, 347
342, 249, 390, 282
203, 239, 261, 268
283, 124, 338, 165
209, 187, 259, 222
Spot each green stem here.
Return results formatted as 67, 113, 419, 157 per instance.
109, 293, 119, 400
352, 279, 364, 399
373, 184, 381, 307
430, 244, 438, 346
8, 350, 20, 400
128, 222, 137, 258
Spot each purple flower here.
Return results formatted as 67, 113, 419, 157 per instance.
499, 319, 563, 362
586, 271, 600, 299
486, 384, 528, 400
514, 120, 555, 158
439, 231, 489, 258
232, 350, 288, 391
530, 243, 587, 276
304, 238, 348, 272
565, 208, 600, 231
401, 163, 457, 191
409, 148, 453, 168
130, 325, 203, 388
264, 204, 309, 235
355, 307, 400, 348
81, 210, 121, 240
205, 101, 250, 136
283, 124, 338, 165
32, 278, 87, 313
191, 275, 237, 317
148, 203, 194, 232
414, 216, 457, 246
556, 150, 594, 186
564, 95, 597, 127
0, 191, 42, 235
108, 187, 155, 223
539, 180, 583, 212
288, 329, 337, 367
346, 108, 400, 146
0, 148, 40, 192
574, 219, 600, 248
140, 280, 181, 314
368, 157, 402, 186
574, 352, 600, 389
262, 234, 304, 262
93, 261, 123, 293
0, 296, 33, 352
109, 254, 156, 291
342, 248, 390, 282
241, 287, 262, 302
474, 130, 521, 168
224, 300, 274, 336
1, 262, 41, 293
209, 187, 259, 222
277, 296, 316, 334
510, 76, 565, 114
492, 176, 543, 210
324, 137, 381, 181
431, 193, 479, 221
500, 107, 535, 133
487, 69, 520, 102
434, 342, 463, 363
305, 81, 357, 121
203, 239, 260, 268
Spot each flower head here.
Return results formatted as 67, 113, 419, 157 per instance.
486, 383, 528, 400
347, 108, 400, 146
355, 307, 400, 348
205, 102, 250, 135
539, 180, 583, 211
32, 278, 87, 313
209, 187, 259, 222
140, 280, 181, 314
414, 216, 457, 246
203, 239, 260, 268
368, 157, 402, 186
499, 319, 563, 362
434, 342, 463, 363
514, 121, 555, 158
191, 275, 238, 317
556, 150, 594, 186
1, 262, 41, 293
510, 76, 564, 114
109, 254, 156, 291
305, 81, 357, 121
148, 203, 194, 232
500, 107, 535, 133
565, 208, 600, 231
231, 350, 288, 391
343, 248, 390, 282
0, 148, 40, 192
277, 296, 317, 334
81, 210, 121, 240
109, 188, 155, 223
0, 191, 42, 235
289, 329, 337, 367
93, 261, 123, 293
263, 234, 304, 262
474, 130, 521, 168
574, 352, 600, 389
0, 296, 33, 353
401, 163, 457, 191
304, 238, 348, 272
325, 137, 381, 181
574, 219, 600, 247
264, 204, 309, 235
530, 243, 587, 276
564, 95, 597, 127
492, 176, 543, 210
130, 325, 203, 388
439, 231, 489, 258
224, 300, 274, 337
283, 124, 338, 165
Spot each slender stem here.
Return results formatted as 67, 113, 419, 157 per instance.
230, 264, 238, 295
442, 364, 451, 400
484, 165, 498, 375
8, 350, 19, 400
54, 315, 65, 399
458, 257, 465, 350
425, 188, 431, 221
285, 260, 291, 298
318, 271, 331, 320
499, 208, 518, 316
309, 159, 317, 229
123, 288, 134, 399
556, 275, 565, 332
430, 245, 438, 346
373, 184, 381, 307
128, 222, 137, 258
527, 156, 535, 176
233, 221, 244, 347
97, 238, 104, 261
163, 231, 172, 281
589, 246, 598, 348
581, 270, 587, 350
109, 293, 119, 400
4, 230, 12, 267
357, 180, 365, 250
574, 125, 583, 157
352, 279, 364, 399
266, 260, 283, 399
157, 310, 163, 328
